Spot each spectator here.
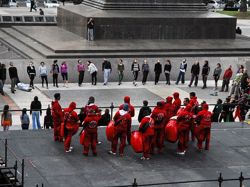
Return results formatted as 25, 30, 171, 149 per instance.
20, 108, 30, 130
229, 68, 243, 98
131, 59, 140, 86
30, 0, 37, 12
98, 109, 111, 126
220, 65, 233, 92
0, 63, 4, 96
236, 27, 242, 35
212, 99, 223, 122
30, 96, 42, 129
87, 18, 94, 41
201, 60, 210, 89
154, 60, 162, 85
142, 59, 149, 85
0, 64, 6, 87
240, 69, 249, 93
61, 61, 69, 87
78, 107, 86, 125
39, 8, 44, 15
188, 61, 200, 87
117, 59, 124, 85
176, 59, 187, 85
87, 60, 98, 85
77, 60, 85, 87
164, 59, 172, 85
9, 62, 18, 94
44, 107, 53, 129
51, 60, 59, 88
27, 61, 36, 89
1, 105, 12, 131
219, 97, 235, 122
102, 58, 112, 85
39, 62, 48, 89
138, 100, 151, 123
213, 63, 222, 90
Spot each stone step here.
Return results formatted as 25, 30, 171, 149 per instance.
0, 27, 54, 58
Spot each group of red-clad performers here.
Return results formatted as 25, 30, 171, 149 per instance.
51, 92, 212, 160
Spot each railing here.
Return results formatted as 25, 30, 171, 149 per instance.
0, 139, 24, 187
0, 15, 57, 25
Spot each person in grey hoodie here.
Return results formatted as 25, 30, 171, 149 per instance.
213, 63, 222, 90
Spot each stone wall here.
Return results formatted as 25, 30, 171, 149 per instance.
0, 56, 248, 84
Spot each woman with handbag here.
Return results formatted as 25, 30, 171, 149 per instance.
1, 105, 12, 131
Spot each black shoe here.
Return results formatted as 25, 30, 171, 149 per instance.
11, 91, 15, 94
188, 85, 191, 87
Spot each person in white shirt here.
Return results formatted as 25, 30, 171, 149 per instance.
176, 59, 187, 85
39, 62, 48, 89
87, 60, 98, 85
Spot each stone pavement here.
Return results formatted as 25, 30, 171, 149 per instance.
0, 80, 229, 131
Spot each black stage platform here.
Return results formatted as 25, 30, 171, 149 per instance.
1, 122, 250, 187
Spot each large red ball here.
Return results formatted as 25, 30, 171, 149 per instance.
165, 120, 178, 143
131, 131, 143, 153
106, 120, 115, 141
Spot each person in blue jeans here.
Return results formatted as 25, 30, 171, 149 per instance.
30, 96, 42, 129
176, 59, 187, 85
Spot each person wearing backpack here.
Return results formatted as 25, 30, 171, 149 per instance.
138, 115, 154, 160
151, 101, 167, 154
109, 104, 131, 157
20, 108, 30, 130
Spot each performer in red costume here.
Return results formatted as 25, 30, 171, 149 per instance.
139, 115, 154, 160
84, 96, 100, 117
82, 109, 101, 156
151, 101, 166, 154
51, 93, 64, 142
63, 102, 79, 153
188, 92, 199, 141
173, 92, 181, 115
176, 105, 192, 155
109, 104, 131, 156
165, 96, 175, 123
119, 96, 135, 144
195, 103, 212, 151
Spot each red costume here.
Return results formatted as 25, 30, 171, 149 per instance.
195, 104, 212, 150
177, 105, 192, 153
165, 96, 175, 123
189, 96, 199, 141
82, 112, 101, 156
52, 100, 64, 142
139, 116, 154, 159
119, 96, 135, 144
84, 103, 99, 117
173, 92, 181, 115
111, 109, 131, 155
151, 101, 166, 154
63, 102, 79, 152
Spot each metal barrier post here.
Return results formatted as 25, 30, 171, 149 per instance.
132, 178, 138, 187
218, 173, 223, 187
14, 160, 17, 185
21, 159, 24, 187
5, 139, 7, 167
239, 172, 244, 187
42, 184, 44, 187
110, 102, 114, 119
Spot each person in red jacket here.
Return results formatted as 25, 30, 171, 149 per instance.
109, 104, 132, 156
220, 65, 233, 92
173, 92, 181, 115
82, 110, 101, 156
195, 103, 212, 151
151, 101, 166, 154
176, 105, 192, 155
51, 93, 64, 142
165, 96, 175, 123
119, 96, 135, 144
63, 102, 80, 153
84, 96, 100, 117
138, 115, 154, 160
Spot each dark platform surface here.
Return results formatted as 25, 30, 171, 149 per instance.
1, 123, 250, 187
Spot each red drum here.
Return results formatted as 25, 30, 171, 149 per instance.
79, 130, 85, 145
106, 120, 115, 141
131, 131, 143, 153
165, 120, 178, 143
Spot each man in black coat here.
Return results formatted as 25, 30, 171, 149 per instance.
188, 61, 200, 87
8, 62, 18, 94
154, 60, 162, 85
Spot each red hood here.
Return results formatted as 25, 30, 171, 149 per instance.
173, 92, 179, 99
124, 96, 130, 104
68, 102, 76, 112
202, 103, 209, 110
166, 96, 173, 104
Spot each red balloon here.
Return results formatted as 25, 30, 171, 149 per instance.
106, 120, 115, 141
131, 131, 143, 153
165, 120, 178, 143
79, 130, 85, 145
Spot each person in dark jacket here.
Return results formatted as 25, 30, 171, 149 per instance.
30, 96, 42, 129
131, 59, 140, 86
241, 69, 249, 93
142, 59, 149, 85
188, 61, 200, 87
8, 62, 18, 94
138, 100, 152, 122
78, 107, 86, 125
27, 61, 36, 89
44, 107, 53, 129
102, 58, 112, 85
0, 64, 6, 95
213, 63, 222, 90
154, 60, 162, 85
98, 109, 111, 126
201, 60, 210, 89
212, 99, 223, 122
164, 60, 172, 85
51, 60, 59, 88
